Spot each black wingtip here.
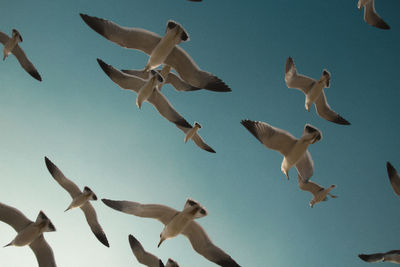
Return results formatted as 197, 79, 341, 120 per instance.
241, 119, 258, 138
128, 234, 138, 247
29, 70, 42, 81
374, 21, 390, 30
101, 198, 122, 211
97, 58, 112, 76
80, 13, 106, 36
175, 119, 192, 129
358, 254, 369, 262
206, 147, 216, 153
95, 232, 110, 247
332, 115, 351, 125
44, 156, 57, 175
387, 161, 397, 177
204, 75, 231, 92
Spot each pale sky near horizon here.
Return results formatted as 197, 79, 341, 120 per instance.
0, 0, 400, 266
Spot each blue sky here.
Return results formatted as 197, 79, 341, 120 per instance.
0, 0, 400, 266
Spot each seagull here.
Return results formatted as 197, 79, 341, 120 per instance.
97, 59, 216, 153
122, 67, 202, 92
358, 0, 390, 30
129, 234, 179, 267
136, 70, 165, 109
386, 162, 400, 196
44, 157, 109, 247
79, 13, 230, 92
241, 119, 322, 182
102, 198, 240, 267
0, 202, 56, 267
0, 29, 42, 81
297, 176, 337, 208
284, 57, 350, 125
359, 251, 400, 263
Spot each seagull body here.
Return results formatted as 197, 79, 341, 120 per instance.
359, 251, 400, 263
386, 162, 400, 196
241, 119, 321, 181
129, 235, 179, 267
285, 57, 350, 125
145, 21, 189, 71
44, 157, 109, 247
102, 198, 240, 267
297, 176, 337, 207
0, 202, 57, 266
137, 70, 164, 109
184, 122, 201, 143
80, 14, 230, 92
358, 0, 390, 30
0, 29, 42, 81
97, 59, 216, 153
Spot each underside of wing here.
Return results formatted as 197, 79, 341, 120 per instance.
0, 202, 32, 232
285, 57, 315, 94
387, 162, 400, 196
102, 199, 178, 225
297, 176, 323, 196
295, 150, 314, 182
29, 235, 57, 267
241, 119, 297, 156
129, 235, 163, 267
81, 203, 109, 247
358, 253, 384, 262
314, 91, 350, 125
364, 1, 390, 30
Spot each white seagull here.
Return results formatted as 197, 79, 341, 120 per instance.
241, 119, 322, 182
386, 162, 400, 196
129, 235, 179, 267
97, 59, 216, 153
102, 198, 240, 267
0, 29, 42, 81
0, 202, 56, 267
44, 157, 109, 247
297, 176, 337, 208
359, 251, 400, 263
79, 13, 230, 92
284, 57, 350, 125
358, 0, 390, 30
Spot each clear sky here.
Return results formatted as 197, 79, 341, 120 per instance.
0, 0, 400, 266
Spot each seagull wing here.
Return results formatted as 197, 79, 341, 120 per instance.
297, 177, 324, 197
314, 90, 350, 125
44, 157, 81, 198
80, 14, 230, 92
295, 150, 314, 182
29, 235, 57, 267
387, 162, 400, 196
102, 199, 178, 226
0, 202, 32, 232
147, 88, 193, 128
284, 57, 315, 94
0, 32, 42, 81
182, 221, 240, 267
97, 59, 145, 93
176, 125, 216, 153
129, 235, 164, 267
80, 202, 109, 247
121, 69, 150, 80
166, 72, 202, 91
364, 0, 390, 30
358, 253, 384, 262
241, 119, 297, 156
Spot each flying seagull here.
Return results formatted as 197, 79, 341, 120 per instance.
97, 59, 216, 153
0, 29, 42, 81
102, 198, 240, 267
387, 162, 400, 196
284, 57, 350, 125
79, 13, 230, 92
359, 251, 400, 263
241, 119, 322, 182
358, 0, 390, 30
129, 234, 179, 267
297, 176, 337, 208
44, 157, 109, 247
0, 202, 56, 267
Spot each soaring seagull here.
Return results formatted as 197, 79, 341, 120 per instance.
79, 13, 230, 92
44, 157, 110, 247
358, 0, 390, 30
97, 59, 216, 153
241, 119, 321, 182
297, 176, 337, 208
0, 202, 56, 267
102, 198, 240, 267
0, 29, 42, 81
359, 250, 400, 263
284, 57, 350, 125
129, 235, 179, 267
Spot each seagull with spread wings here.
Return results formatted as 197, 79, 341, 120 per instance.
103, 198, 240, 267
284, 57, 350, 125
297, 176, 337, 208
0, 202, 57, 267
0, 29, 42, 81
44, 157, 109, 247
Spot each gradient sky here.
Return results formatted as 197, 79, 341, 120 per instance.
0, 0, 400, 266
